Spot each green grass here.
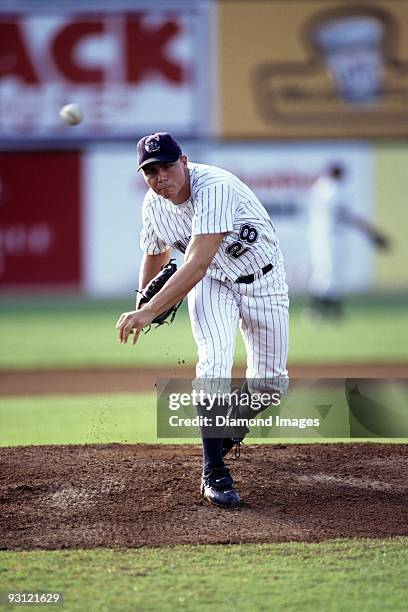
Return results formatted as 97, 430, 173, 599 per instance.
1, 393, 406, 447
1, 298, 406, 612
0, 394, 158, 447
291, 302, 408, 362
0, 295, 407, 369
1, 539, 407, 611
0, 298, 197, 370
0, 392, 292, 447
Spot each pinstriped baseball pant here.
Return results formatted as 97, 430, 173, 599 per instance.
187, 272, 289, 390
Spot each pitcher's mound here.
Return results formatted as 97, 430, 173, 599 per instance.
1, 443, 407, 550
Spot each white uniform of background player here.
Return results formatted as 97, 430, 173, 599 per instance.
307, 165, 346, 306
306, 163, 389, 319
117, 132, 290, 508
141, 161, 289, 388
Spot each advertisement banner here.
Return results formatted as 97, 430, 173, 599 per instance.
0, 151, 81, 288
219, 0, 408, 138
0, 3, 212, 139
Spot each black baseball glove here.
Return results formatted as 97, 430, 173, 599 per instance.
137, 259, 182, 330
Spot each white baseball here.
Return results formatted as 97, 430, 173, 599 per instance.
59, 103, 83, 126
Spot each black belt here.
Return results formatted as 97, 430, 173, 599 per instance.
236, 263, 273, 284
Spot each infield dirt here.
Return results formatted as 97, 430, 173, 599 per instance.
1, 363, 407, 396
1, 443, 407, 550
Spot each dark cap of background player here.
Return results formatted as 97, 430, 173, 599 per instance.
137, 132, 182, 171
327, 162, 345, 180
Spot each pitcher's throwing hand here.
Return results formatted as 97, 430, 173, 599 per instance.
116, 309, 153, 344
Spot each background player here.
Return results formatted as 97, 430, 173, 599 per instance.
116, 132, 289, 508
306, 162, 390, 320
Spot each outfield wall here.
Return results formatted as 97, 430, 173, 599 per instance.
375, 144, 408, 290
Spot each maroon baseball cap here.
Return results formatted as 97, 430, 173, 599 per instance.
137, 132, 182, 171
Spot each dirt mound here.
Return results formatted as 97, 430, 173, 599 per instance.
1, 443, 407, 550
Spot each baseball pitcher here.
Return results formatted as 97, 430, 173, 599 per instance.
116, 132, 289, 508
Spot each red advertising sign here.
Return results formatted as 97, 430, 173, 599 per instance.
0, 7, 210, 138
0, 152, 81, 287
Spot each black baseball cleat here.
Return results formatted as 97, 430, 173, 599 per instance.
201, 470, 241, 508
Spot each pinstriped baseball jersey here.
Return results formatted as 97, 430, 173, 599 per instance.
140, 162, 288, 293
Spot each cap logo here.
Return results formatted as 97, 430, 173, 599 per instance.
144, 135, 161, 153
